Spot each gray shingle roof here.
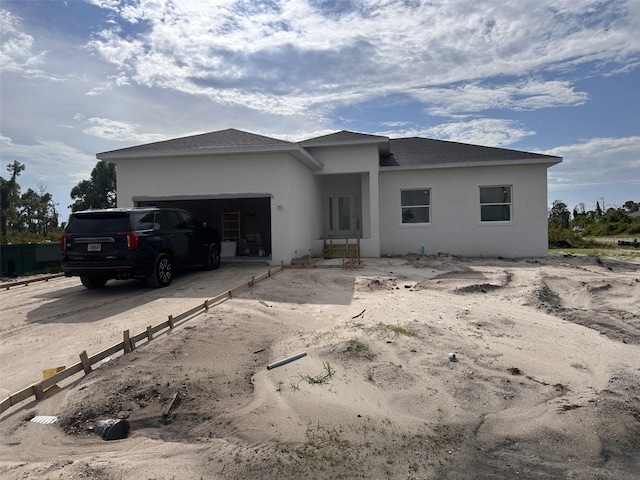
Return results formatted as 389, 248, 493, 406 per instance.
381, 137, 560, 168
97, 128, 323, 170
98, 128, 293, 156
300, 130, 389, 146
97, 128, 560, 169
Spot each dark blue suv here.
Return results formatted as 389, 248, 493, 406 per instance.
61, 207, 221, 289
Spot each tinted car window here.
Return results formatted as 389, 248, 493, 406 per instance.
132, 212, 156, 230
66, 213, 130, 233
157, 210, 182, 230
178, 211, 198, 230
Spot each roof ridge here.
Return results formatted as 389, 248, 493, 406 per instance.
300, 130, 389, 145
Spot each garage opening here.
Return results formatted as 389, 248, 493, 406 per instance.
135, 196, 271, 259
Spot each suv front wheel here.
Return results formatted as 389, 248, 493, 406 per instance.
205, 244, 221, 270
147, 253, 173, 288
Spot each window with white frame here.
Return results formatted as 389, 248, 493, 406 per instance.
401, 189, 430, 224
480, 186, 512, 222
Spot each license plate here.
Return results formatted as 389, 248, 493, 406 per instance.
87, 243, 102, 252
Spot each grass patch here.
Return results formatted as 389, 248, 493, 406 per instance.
365, 366, 375, 382
292, 423, 352, 471
301, 362, 335, 385
550, 248, 640, 259
379, 323, 417, 337
344, 339, 373, 359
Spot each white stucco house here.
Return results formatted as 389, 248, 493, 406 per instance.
97, 129, 562, 265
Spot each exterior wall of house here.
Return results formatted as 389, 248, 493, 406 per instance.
111, 142, 551, 262
285, 158, 324, 261
307, 143, 380, 174
112, 152, 321, 265
308, 144, 381, 257
378, 163, 550, 257
318, 173, 361, 233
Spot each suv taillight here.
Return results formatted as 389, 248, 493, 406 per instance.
60, 234, 68, 252
124, 232, 139, 250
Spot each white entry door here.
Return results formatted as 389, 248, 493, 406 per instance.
329, 194, 360, 237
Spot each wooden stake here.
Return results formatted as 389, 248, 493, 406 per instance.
33, 384, 44, 401
79, 350, 92, 374
161, 392, 179, 418
124, 330, 132, 353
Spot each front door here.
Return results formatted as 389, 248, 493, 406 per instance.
329, 194, 360, 237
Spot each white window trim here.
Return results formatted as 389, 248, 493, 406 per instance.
400, 188, 431, 226
479, 185, 513, 224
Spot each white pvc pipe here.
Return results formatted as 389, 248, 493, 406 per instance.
266, 351, 308, 370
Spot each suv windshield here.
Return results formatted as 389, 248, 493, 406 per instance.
66, 212, 130, 233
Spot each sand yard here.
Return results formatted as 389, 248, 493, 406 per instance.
0, 253, 639, 479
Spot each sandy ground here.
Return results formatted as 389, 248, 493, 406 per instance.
0, 253, 639, 479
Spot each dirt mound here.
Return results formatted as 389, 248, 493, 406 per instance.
2, 254, 639, 480
416, 269, 512, 294
454, 283, 502, 294
356, 276, 398, 291
531, 274, 640, 344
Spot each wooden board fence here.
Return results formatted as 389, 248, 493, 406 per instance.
1, 273, 65, 290
0, 265, 283, 416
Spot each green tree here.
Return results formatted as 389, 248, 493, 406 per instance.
69, 160, 116, 212
549, 200, 570, 229
0, 161, 25, 244
595, 201, 603, 217
623, 200, 639, 213
554, 198, 640, 244
19, 184, 58, 237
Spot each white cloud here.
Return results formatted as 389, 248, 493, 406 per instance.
86, 73, 131, 95
74, 115, 171, 143
411, 80, 588, 117
87, 28, 144, 70
380, 121, 413, 128
1, 7, 83, 83
2, 0, 637, 218
0, 134, 91, 180
81, 0, 640, 116
414, 118, 536, 147
544, 136, 640, 188
0, 9, 45, 76
544, 136, 640, 209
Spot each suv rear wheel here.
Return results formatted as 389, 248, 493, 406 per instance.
205, 244, 221, 270
80, 276, 108, 289
147, 253, 173, 288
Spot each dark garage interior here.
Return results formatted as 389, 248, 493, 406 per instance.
136, 197, 271, 258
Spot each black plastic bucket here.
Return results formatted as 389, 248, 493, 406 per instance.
94, 419, 130, 440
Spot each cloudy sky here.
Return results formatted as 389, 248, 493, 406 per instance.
1, 0, 639, 221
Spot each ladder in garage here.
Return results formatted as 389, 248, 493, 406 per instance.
221, 211, 241, 242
